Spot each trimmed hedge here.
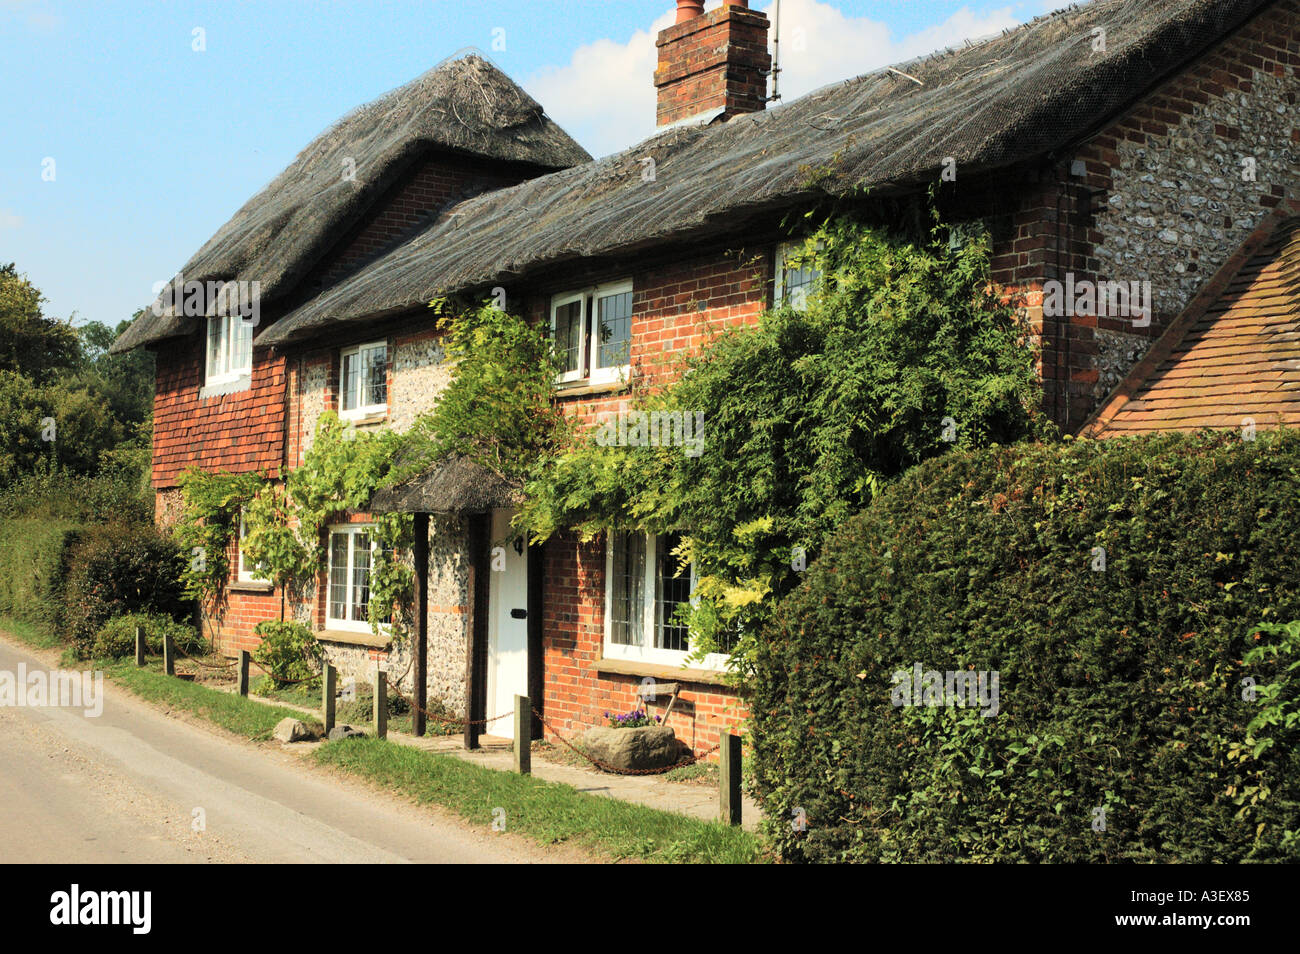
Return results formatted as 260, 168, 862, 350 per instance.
754, 431, 1300, 863
0, 518, 80, 625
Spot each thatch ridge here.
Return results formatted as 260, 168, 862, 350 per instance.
259, 0, 1272, 347
112, 51, 591, 353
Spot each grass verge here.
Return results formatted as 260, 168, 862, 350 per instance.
107, 661, 322, 741
0, 615, 64, 650
314, 736, 765, 863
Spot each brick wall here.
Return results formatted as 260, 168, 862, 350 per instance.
519, 246, 772, 749
295, 153, 533, 299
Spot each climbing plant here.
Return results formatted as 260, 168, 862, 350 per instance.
175, 468, 264, 605
519, 211, 1052, 675
400, 298, 571, 486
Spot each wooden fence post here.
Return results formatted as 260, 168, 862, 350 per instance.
134, 626, 144, 667
237, 650, 250, 696
514, 695, 531, 775
163, 633, 175, 676
720, 730, 742, 826
374, 669, 388, 740
323, 664, 337, 734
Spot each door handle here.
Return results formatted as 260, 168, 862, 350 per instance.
510, 608, 527, 620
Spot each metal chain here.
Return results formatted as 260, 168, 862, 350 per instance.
163, 644, 727, 774
384, 678, 514, 728
166, 638, 239, 670
531, 705, 722, 776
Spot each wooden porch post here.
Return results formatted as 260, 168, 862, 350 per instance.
464, 511, 491, 750
412, 511, 429, 737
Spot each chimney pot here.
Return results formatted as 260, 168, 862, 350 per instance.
675, 0, 705, 23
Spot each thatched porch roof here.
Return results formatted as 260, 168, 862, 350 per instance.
368, 456, 518, 514
112, 53, 590, 354
260, 0, 1273, 347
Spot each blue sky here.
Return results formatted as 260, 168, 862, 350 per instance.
0, 0, 1060, 330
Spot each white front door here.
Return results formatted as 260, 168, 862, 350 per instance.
485, 508, 529, 740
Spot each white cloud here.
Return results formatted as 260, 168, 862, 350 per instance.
0, 209, 22, 230
0, 0, 64, 31
525, 0, 1028, 160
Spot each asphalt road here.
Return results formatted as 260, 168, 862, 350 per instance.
0, 633, 584, 863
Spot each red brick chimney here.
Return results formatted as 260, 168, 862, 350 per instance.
655, 0, 772, 127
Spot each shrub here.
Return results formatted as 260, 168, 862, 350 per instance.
91, 612, 204, 659
61, 523, 190, 657
754, 431, 1300, 863
252, 620, 322, 688
0, 518, 80, 625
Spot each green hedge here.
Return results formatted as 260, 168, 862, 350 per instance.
0, 518, 80, 625
754, 431, 1300, 862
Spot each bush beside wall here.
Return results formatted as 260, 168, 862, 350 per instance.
61, 523, 190, 657
754, 431, 1300, 863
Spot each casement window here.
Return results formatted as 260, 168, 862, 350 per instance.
326, 525, 390, 633
237, 512, 268, 584
205, 315, 253, 386
550, 281, 634, 385
339, 341, 388, 419
774, 240, 822, 311
604, 530, 727, 669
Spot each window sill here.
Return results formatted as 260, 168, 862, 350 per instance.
229, 580, 273, 594
591, 658, 736, 689
199, 375, 252, 400
340, 410, 387, 427
317, 628, 392, 649
554, 378, 631, 398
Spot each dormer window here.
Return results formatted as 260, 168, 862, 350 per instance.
339, 341, 388, 420
550, 281, 633, 385
205, 315, 253, 386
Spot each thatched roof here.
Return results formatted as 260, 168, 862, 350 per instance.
368, 456, 518, 514
112, 53, 591, 354
260, 0, 1272, 347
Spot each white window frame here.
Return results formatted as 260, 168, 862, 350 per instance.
338, 340, 388, 421
590, 280, 634, 386
774, 239, 822, 312
237, 512, 268, 584
325, 524, 389, 634
205, 314, 253, 386
550, 290, 588, 384
602, 531, 728, 670
550, 280, 634, 386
